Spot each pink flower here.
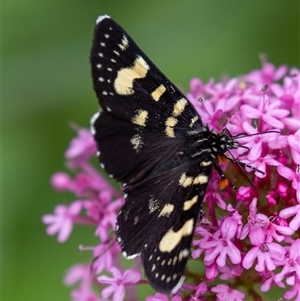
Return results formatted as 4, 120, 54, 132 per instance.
237, 153, 281, 178
205, 262, 219, 281
219, 264, 243, 280
51, 172, 73, 191
42, 201, 82, 242
274, 239, 300, 286
241, 98, 289, 130
146, 293, 182, 301
269, 128, 300, 165
97, 267, 141, 301
195, 99, 224, 130
244, 58, 287, 86
284, 281, 300, 301
236, 186, 252, 201
188, 282, 207, 301
86, 192, 123, 241
260, 271, 285, 292
279, 204, 300, 232
211, 284, 245, 301
237, 121, 280, 161
45, 61, 300, 300
243, 227, 286, 272
65, 128, 96, 161
92, 242, 119, 274
240, 198, 293, 242
278, 165, 300, 203
64, 264, 100, 301
64, 264, 91, 286
202, 217, 242, 267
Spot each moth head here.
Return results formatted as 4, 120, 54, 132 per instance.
215, 128, 240, 155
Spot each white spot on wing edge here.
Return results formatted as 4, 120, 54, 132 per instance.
171, 276, 185, 294
90, 112, 100, 135
96, 15, 111, 24
122, 251, 140, 260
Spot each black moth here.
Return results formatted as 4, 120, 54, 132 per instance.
90, 15, 247, 293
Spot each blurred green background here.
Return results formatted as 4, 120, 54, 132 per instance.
3, 0, 299, 300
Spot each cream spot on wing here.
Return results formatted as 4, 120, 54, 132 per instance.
173, 98, 188, 117
200, 160, 212, 167
118, 34, 129, 51
148, 197, 160, 213
158, 204, 174, 217
114, 56, 149, 95
165, 116, 178, 138
159, 218, 194, 252
178, 248, 189, 261
130, 134, 143, 152
131, 109, 148, 126
193, 174, 209, 185
183, 196, 198, 211
151, 84, 166, 101
179, 173, 193, 187
189, 116, 199, 128
166, 116, 177, 127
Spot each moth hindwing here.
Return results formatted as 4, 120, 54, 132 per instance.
90, 15, 240, 293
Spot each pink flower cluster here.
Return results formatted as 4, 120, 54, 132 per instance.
43, 59, 300, 301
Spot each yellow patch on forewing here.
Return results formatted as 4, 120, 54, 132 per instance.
183, 196, 198, 211
131, 110, 148, 126
179, 173, 194, 187
158, 204, 174, 217
165, 116, 178, 138
151, 84, 166, 101
114, 56, 149, 95
159, 219, 194, 252
164, 97, 188, 138
173, 98, 188, 117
